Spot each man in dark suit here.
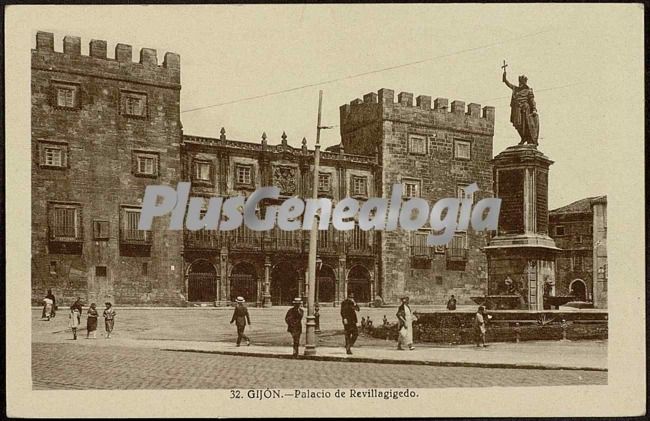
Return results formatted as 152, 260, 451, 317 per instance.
285, 297, 304, 358
340, 292, 360, 354
230, 296, 251, 346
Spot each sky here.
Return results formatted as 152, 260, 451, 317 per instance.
21, 4, 644, 209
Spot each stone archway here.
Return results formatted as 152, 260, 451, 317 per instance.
347, 265, 371, 303
271, 261, 299, 305
187, 259, 218, 302
569, 279, 587, 301
317, 264, 336, 303
229, 262, 258, 303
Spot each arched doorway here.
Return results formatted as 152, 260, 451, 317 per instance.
317, 265, 336, 303
569, 279, 587, 301
187, 260, 217, 302
347, 265, 371, 302
230, 262, 258, 303
271, 261, 299, 305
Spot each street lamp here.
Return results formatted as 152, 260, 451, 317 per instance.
304, 90, 331, 356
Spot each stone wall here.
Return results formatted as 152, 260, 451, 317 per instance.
31, 32, 184, 306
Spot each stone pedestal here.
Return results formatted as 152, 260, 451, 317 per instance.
485, 145, 560, 310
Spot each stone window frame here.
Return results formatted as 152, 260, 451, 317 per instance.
456, 183, 475, 204
93, 220, 110, 240
318, 172, 333, 194
51, 80, 81, 111
454, 139, 472, 160
350, 175, 368, 198
119, 205, 151, 243
192, 158, 214, 186
120, 89, 148, 119
48, 201, 83, 241
234, 164, 255, 189
410, 229, 432, 257
402, 177, 421, 199
408, 134, 427, 155
132, 150, 160, 178
38, 140, 69, 170
554, 225, 566, 236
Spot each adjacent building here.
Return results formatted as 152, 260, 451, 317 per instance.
549, 195, 608, 308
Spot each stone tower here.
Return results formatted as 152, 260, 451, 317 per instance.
484, 145, 559, 310
340, 88, 495, 304
31, 32, 184, 305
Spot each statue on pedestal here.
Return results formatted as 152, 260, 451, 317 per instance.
502, 60, 539, 146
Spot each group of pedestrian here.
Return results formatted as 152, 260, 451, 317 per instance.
45, 294, 116, 340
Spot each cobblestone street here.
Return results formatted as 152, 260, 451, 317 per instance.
32, 343, 606, 390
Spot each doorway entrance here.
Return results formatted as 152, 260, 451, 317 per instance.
230, 262, 258, 303
347, 265, 371, 302
569, 279, 587, 301
317, 265, 336, 303
187, 260, 217, 302
271, 262, 299, 305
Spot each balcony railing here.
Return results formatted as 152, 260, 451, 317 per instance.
48, 224, 83, 242
346, 230, 375, 255
446, 247, 468, 261
267, 227, 302, 251
227, 225, 262, 250
317, 227, 340, 254
120, 228, 152, 245
410, 245, 433, 258
184, 230, 222, 249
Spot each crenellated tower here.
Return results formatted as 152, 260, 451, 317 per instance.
31, 32, 184, 305
339, 89, 495, 305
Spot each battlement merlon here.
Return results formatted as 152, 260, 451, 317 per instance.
339, 88, 495, 136
32, 31, 181, 87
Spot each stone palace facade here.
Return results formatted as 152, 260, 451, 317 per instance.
32, 31, 498, 306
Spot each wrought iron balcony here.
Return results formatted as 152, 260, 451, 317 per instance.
48, 224, 83, 242
184, 230, 222, 250
445, 247, 468, 261
119, 228, 152, 245
410, 245, 433, 258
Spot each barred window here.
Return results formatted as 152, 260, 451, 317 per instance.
411, 231, 430, 256
121, 208, 150, 242
49, 204, 81, 239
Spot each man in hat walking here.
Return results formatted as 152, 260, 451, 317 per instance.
230, 296, 251, 347
285, 298, 304, 358
340, 292, 360, 354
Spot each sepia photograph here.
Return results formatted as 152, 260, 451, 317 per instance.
5, 3, 645, 418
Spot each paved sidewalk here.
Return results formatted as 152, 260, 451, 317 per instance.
34, 333, 607, 371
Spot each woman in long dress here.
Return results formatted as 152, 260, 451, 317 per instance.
86, 303, 99, 339
396, 296, 415, 350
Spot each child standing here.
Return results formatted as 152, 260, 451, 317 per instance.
69, 307, 80, 340
86, 303, 98, 339
103, 302, 116, 339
